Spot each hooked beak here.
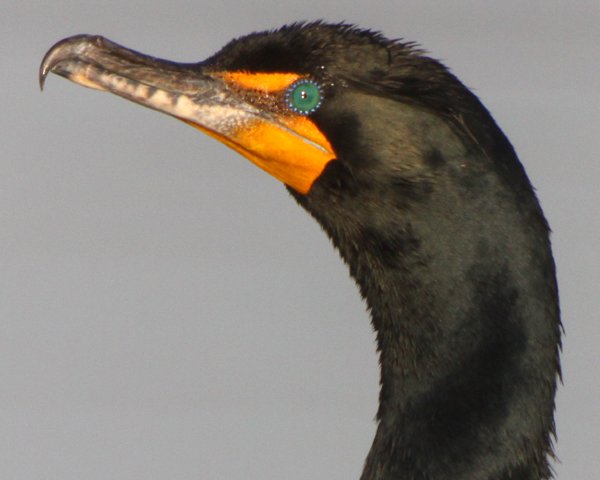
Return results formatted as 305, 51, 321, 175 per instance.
40, 35, 335, 194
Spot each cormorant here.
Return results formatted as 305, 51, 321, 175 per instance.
39, 22, 561, 480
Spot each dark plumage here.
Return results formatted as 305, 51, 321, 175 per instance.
40, 22, 561, 480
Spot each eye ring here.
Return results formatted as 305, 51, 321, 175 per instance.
285, 79, 323, 115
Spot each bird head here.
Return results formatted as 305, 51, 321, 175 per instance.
39, 23, 504, 204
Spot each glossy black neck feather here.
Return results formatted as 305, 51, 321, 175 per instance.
290, 94, 560, 478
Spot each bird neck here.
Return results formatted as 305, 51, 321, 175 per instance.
342, 223, 557, 480
291, 170, 560, 479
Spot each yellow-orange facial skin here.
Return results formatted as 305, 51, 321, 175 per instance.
220, 72, 302, 92
200, 72, 336, 194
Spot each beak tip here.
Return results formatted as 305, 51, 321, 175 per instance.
39, 41, 61, 92
38, 34, 98, 93
38, 64, 48, 91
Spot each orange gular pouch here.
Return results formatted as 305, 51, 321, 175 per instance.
182, 115, 334, 194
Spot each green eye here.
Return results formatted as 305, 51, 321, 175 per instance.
286, 80, 323, 115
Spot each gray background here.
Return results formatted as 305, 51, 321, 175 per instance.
3, 1, 598, 479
